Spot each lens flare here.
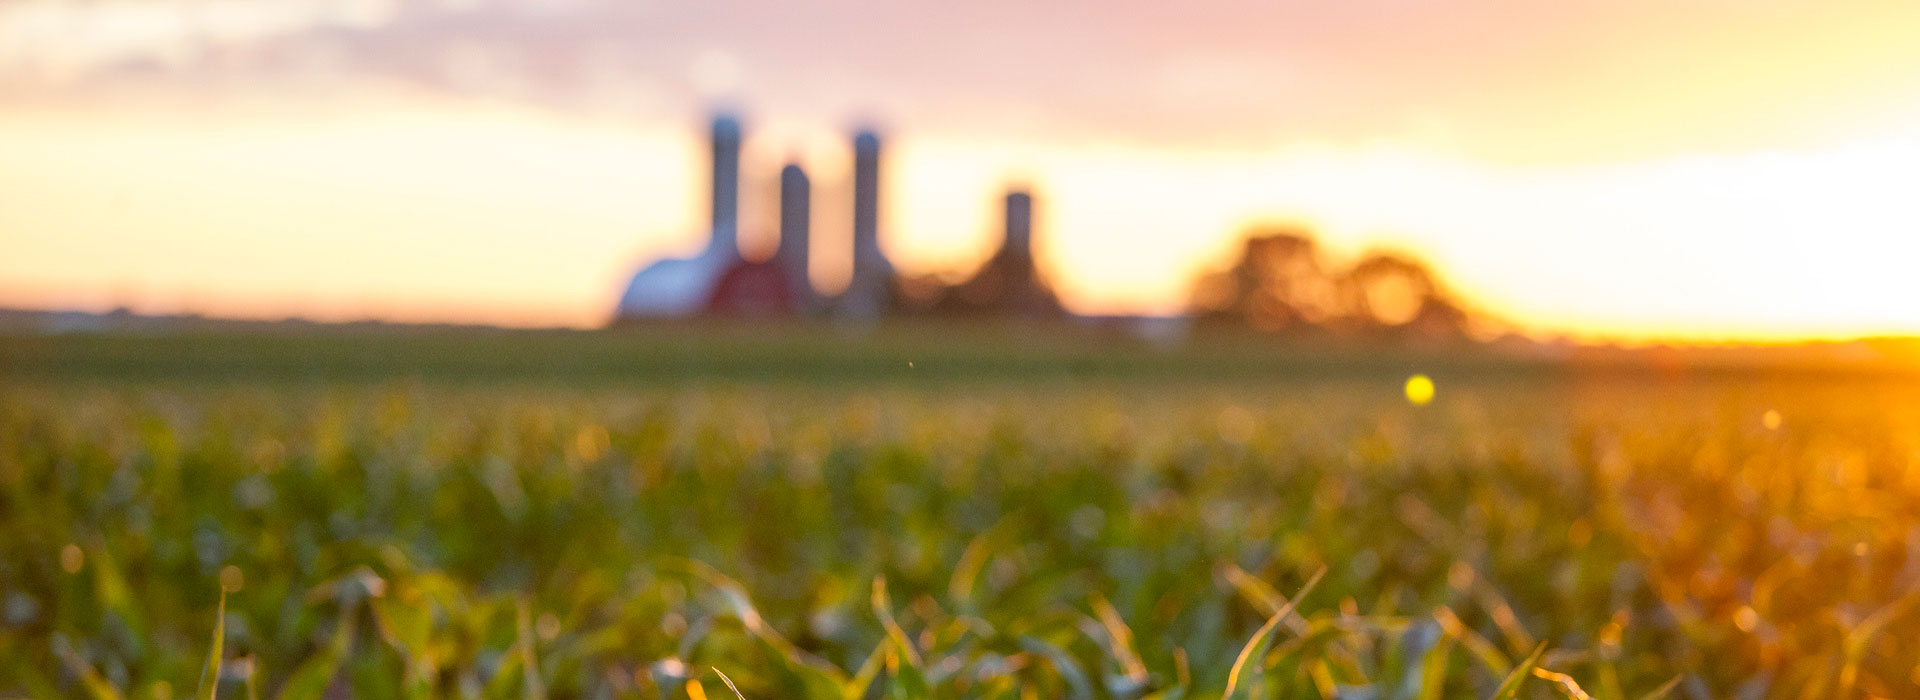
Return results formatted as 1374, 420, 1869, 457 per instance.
1405, 374, 1435, 405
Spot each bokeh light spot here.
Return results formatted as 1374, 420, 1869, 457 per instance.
220, 565, 245, 592
60, 544, 84, 574
1404, 374, 1435, 406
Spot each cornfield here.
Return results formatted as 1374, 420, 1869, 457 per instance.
1, 330, 1916, 699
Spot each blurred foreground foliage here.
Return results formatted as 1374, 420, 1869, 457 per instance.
2, 371, 1917, 699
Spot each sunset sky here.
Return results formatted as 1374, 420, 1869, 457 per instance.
4, 0, 1920, 341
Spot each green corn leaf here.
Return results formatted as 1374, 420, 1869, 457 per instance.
1224, 566, 1326, 700
196, 591, 226, 700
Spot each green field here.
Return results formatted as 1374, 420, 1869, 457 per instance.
2, 327, 1916, 699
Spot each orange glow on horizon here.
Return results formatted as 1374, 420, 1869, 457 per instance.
5, 95, 1920, 343
8, 1, 1920, 342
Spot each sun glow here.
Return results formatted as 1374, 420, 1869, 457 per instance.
890, 128, 1920, 341
4, 96, 1920, 341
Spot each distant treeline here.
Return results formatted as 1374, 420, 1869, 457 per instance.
1190, 226, 1479, 341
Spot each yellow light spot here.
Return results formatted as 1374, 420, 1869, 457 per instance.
1404, 374, 1435, 406
1762, 410, 1782, 430
60, 544, 84, 574
1446, 561, 1475, 592
1217, 405, 1256, 443
220, 565, 245, 592
574, 425, 610, 462
1567, 518, 1592, 548
1732, 605, 1759, 632
686, 679, 709, 700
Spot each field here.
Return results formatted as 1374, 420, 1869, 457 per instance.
2, 326, 1917, 699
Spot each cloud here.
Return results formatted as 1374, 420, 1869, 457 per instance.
3, 0, 1919, 162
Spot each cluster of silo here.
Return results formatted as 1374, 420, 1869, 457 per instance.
615, 115, 897, 320
615, 113, 1056, 322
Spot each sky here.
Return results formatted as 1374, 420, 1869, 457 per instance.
4, 0, 1920, 341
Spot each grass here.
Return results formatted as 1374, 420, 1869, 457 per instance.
1, 327, 1918, 698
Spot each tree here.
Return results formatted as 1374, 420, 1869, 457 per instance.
1193, 227, 1474, 341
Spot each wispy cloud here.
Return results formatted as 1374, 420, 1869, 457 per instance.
4, 0, 1918, 160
